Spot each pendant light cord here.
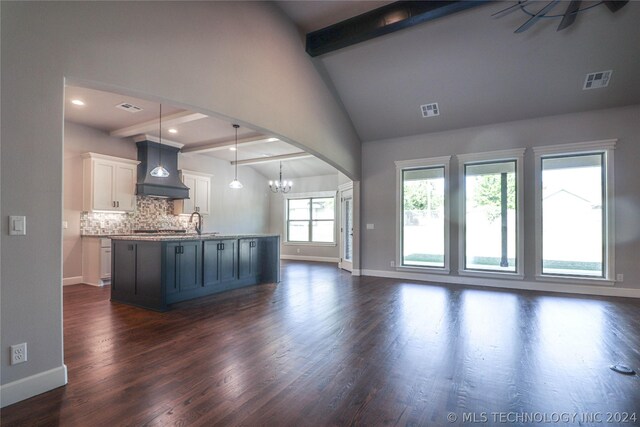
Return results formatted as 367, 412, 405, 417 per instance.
159, 104, 162, 167
234, 124, 239, 179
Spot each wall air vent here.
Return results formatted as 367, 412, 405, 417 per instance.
420, 103, 440, 118
115, 102, 143, 113
583, 70, 612, 90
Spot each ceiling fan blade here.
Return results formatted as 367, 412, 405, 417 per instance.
557, 0, 582, 31
515, 0, 560, 33
603, 1, 629, 13
492, 0, 528, 18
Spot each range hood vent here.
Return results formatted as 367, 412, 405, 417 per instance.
135, 140, 190, 199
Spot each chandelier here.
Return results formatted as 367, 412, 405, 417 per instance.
269, 162, 292, 193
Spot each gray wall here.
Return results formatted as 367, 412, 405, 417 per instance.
178, 155, 270, 235
361, 105, 640, 290
270, 174, 340, 260
2, 1, 359, 390
63, 122, 270, 280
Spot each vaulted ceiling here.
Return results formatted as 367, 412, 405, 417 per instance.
278, 1, 640, 142
65, 2, 640, 179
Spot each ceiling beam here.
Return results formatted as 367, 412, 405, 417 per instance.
232, 152, 314, 166
110, 111, 208, 137
181, 136, 277, 154
305, 0, 491, 57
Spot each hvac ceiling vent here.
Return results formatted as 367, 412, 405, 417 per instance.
583, 70, 612, 90
116, 102, 143, 113
420, 103, 440, 118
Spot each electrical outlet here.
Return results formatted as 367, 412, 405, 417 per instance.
390, 261, 395, 267
616, 273, 624, 282
11, 343, 27, 365
296, 248, 300, 254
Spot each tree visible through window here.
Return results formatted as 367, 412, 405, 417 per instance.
402, 167, 445, 267
465, 161, 517, 272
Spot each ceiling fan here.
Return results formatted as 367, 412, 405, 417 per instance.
492, 0, 629, 33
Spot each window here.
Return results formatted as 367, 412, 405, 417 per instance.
458, 149, 524, 276
534, 140, 616, 281
286, 193, 336, 243
396, 156, 450, 271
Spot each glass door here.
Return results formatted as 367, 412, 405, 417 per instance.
340, 188, 353, 272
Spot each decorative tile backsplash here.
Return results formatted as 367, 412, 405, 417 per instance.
81, 196, 196, 235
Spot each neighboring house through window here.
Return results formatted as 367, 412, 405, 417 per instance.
534, 140, 616, 282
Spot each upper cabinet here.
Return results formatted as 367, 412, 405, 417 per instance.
173, 170, 212, 215
82, 153, 139, 212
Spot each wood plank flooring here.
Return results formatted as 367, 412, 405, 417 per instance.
2, 261, 640, 426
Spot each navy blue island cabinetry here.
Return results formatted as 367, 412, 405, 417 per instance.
110, 234, 280, 311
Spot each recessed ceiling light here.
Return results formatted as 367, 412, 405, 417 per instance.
168, 128, 178, 134
267, 138, 278, 142
71, 99, 85, 106
229, 147, 237, 151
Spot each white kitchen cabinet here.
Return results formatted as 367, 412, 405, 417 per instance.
82, 237, 111, 286
173, 170, 212, 215
82, 152, 139, 212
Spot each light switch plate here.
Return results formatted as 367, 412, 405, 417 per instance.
9, 216, 26, 236
366, 223, 374, 230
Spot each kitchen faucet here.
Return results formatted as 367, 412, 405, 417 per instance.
189, 211, 203, 235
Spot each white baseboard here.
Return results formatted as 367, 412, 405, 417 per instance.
352, 269, 361, 276
361, 269, 640, 298
280, 255, 339, 263
62, 276, 83, 286
0, 364, 67, 408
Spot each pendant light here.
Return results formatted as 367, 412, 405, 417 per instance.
229, 124, 243, 189
150, 104, 170, 178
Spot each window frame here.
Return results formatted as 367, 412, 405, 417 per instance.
533, 139, 616, 284
457, 148, 525, 279
284, 191, 337, 246
395, 156, 451, 273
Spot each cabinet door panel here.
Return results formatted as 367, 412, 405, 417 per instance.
100, 248, 112, 279
93, 161, 115, 210
179, 242, 201, 291
203, 240, 220, 287
219, 239, 237, 282
238, 239, 255, 280
182, 175, 197, 213
165, 243, 179, 296
113, 242, 136, 295
115, 164, 136, 211
195, 176, 211, 214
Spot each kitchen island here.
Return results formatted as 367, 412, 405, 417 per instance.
109, 234, 280, 311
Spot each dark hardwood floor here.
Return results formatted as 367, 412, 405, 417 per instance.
2, 261, 640, 426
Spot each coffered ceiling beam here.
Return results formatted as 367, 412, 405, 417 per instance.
181, 136, 277, 154
110, 111, 208, 137
306, 0, 491, 57
232, 152, 314, 166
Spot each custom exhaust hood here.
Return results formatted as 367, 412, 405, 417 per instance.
135, 139, 190, 199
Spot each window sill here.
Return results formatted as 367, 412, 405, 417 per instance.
458, 270, 524, 280
283, 242, 336, 247
535, 274, 615, 286
397, 266, 450, 274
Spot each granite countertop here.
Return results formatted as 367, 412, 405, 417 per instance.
109, 233, 280, 241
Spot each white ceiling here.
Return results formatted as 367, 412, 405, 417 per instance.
278, 1, 640, 142
64, 85, 339, 179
